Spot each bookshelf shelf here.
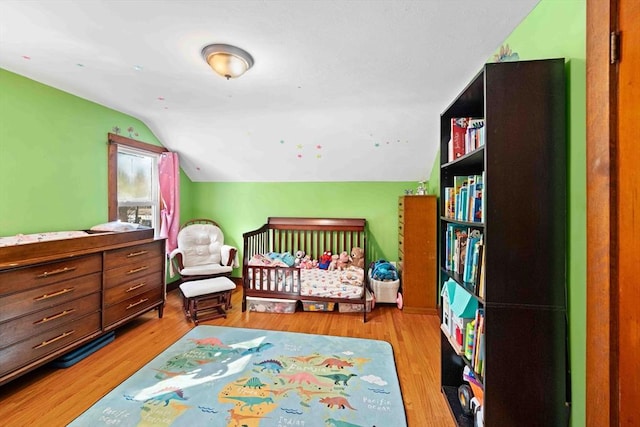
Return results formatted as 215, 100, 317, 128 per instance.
438, 59, 569, 426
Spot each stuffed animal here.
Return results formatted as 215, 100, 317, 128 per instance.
370, 259, 398, 281
318, 251, 332, 269
327, 254, 339, 271
294, 250, 305, 267
299, 255, 317, 269
336, 251, 351, 270
267, 251, 296, 267
350, 247, 365, 269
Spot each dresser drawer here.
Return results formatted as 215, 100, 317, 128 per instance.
104, 256, 164, 288
104, 241, 163, 271
0, 272, 101, 323
0, 312, 101, 377
104, 271, 163, 306
0, 292, 100, 348
104, 287, 163, 327
0, 254, 102, 296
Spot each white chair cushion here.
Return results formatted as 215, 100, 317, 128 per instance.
180, 277, 236, 298
180, 264, 233, 276
177, 224, 224, 267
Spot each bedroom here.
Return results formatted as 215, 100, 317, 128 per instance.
0, 0, 610, 426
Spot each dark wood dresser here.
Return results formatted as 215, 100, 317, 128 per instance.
0, 229, 165, 386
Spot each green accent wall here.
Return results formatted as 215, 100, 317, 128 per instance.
189, 181, 418, 276
0, 68, 195, 236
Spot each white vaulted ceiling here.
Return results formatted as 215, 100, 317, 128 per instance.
0, 0, 538, 182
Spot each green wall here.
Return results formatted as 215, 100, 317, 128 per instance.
0, 68, 195, 236
189, 181, 418, 276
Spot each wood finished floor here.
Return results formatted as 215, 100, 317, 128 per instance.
0, 287, 455, 427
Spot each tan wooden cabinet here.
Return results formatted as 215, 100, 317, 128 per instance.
398, 195, 437, 314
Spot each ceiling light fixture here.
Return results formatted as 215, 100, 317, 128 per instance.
201, 43, 254, 80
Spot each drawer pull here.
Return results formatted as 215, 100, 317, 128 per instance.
34, 309, 76, 325
34, 287, 74, 301
33, 330, 75, 349
36, 266, 77, 278
127, 250, 148, 258
126, 298, 149, 310
126, 266, 149, 275
126, 282, 146, 292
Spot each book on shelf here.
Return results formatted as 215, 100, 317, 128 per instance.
450, 117, 468, 161
445, 224, 483, 282
477, 245, 486, 299
446, 174, 484, 223
448, 117, 485, 161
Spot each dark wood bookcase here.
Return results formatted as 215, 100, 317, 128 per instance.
439, 59, 570, 426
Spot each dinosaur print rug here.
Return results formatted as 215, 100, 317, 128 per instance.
69, 325, 406, 427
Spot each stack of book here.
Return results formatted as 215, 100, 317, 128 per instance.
464, 308, 485, 378
447, 117, 485, 162
443, 173, 484, 223
444, 225, 484, 286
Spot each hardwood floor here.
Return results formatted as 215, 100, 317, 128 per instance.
0, 287, 455, 426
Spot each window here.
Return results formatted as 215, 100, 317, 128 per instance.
116, 146, 158, 228
108, 133, 167, 234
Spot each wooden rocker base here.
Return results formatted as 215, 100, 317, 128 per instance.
179, 277, 235, 325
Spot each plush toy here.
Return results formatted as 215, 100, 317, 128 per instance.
370, 259, 398, 281
299, 255, 315, 269
350, 247, 365, 269
318, 251, 332, 269
336, 251, 351, 270
294, 250, 306, 267
327, 254, 339, 271
267, 251, 296, 267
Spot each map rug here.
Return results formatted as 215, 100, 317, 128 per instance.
68, 325, 407, 427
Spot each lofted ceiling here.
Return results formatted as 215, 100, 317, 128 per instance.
0, 0, 538, 182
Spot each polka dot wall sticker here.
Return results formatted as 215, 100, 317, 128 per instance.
374, 143, 380, 147
297, 154, 303, 159
133, 65, 143, 71
316, 144, 322, 149
22, 55, 31, 60
280, 140, 285, 144
316, 154, 322, 159
296, 144, 303, 149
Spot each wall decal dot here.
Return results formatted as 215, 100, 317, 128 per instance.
164, 107, 168, 110
296, 144, 303, 149
157, 97, 165, 101
316, 154, 322, 159
133, 65, 143, 71
386, 141, 390, 144
280, 140, 285, 144
196, 167, 201, 170
316, 145, 322, 149
297, 154, 302, 159
374, 143, 380, 147
76, 63, 84, 67
22, 55, 31, 60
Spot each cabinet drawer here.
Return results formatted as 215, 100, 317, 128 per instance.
104, 241, 163, 271
0, 254, 101, 296
104, 256, 164, 288
0, 292, 100, 348
0, 272, 101, 323
104, 287, 163, 327
0, 312, 100, 377
104, 271, 163, 306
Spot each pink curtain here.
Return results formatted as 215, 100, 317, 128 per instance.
158, 152, 180, 253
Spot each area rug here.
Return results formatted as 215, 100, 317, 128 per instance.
69, 325, 406, 427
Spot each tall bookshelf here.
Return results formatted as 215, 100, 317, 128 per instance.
439, 59, 569, 426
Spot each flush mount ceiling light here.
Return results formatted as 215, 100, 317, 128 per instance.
201, 43, 254, 80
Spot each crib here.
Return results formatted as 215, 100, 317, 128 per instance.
242, 217, 369, 322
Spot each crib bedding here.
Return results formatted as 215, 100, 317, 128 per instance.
300, 267, 364, 299
246, 264, 365, 299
